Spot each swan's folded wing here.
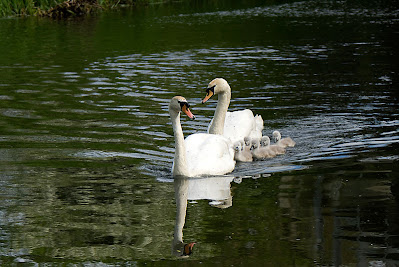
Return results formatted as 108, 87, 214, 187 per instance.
185, 133, 235, 176
223, 109, 256, 143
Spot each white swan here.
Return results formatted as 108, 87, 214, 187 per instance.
169, 96, 235, 177
202, 78, 263, 144
272, 131, 296, 148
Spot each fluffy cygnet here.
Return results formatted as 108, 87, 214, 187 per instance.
272, 131, 296, 148
251, 138, 276, 160
262, 136, 285, 155
233, 140, 253, 162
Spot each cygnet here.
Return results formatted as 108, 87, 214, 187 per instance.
272, 130, 296, 148
262, 136, 285, 155
251, 138, 276, 160
233, 141, 253, 162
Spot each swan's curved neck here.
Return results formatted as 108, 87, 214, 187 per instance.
208, 90, 231, 135
170, 110, 189, 177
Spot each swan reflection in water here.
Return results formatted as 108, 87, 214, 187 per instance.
172, 175, 235, 257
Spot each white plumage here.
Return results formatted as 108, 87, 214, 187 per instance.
202, 78, 264, 144
169, 96, 235, 177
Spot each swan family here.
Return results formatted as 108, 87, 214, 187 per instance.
169, 78, 295, 178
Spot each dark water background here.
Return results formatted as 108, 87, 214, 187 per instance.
0, 0, 398, 265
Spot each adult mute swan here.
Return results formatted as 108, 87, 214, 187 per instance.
201, 78, 263, 144
169, 96, 235, 177
272, 131, 296, 148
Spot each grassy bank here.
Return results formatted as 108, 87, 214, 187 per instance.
0, 0, 148, 17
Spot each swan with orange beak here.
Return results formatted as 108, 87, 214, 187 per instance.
201, 78, 264, 144
169, 96, 235, 177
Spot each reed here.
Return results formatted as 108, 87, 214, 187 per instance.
0, 0, 64, 16
0, 0, 154, 16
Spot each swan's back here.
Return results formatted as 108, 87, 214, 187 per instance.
185, 133, 235, 176
249, 115, 264, 139
208, 109, 263, 143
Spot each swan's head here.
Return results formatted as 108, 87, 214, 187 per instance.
173, 241, 196, 257
261, 136, 270, 147
183, 242, 196, 256
201, 78, 230, 103
244, 136, 251, 146
272, 131, 281, 142
250, 138, 260, 150
170, 96, 195, 119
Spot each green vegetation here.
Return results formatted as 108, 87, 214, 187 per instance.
0, 0, 149, 17
1, 0, 61, 16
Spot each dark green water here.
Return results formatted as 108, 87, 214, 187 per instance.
1, 0, 398, 265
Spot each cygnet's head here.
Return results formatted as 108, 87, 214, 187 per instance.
201, 78, 230, 103
261, 136, 270, 147
272, 130, 281, 142
239, 140, 246, 151
169, 96, 195, 119
244, 136, 251, 146
233, 141, 241, 152
251, 138, 260, 150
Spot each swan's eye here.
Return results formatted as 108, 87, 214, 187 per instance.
178, 101, 190, 110
206, 85, 216, 94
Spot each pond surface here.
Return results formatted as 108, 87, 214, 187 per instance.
1, 0, 399, 265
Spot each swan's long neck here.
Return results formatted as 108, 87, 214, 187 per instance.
209, 90, 231, 135
170, 110, 189, 177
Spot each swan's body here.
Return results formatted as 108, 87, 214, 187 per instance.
202, 78, 263, 144
170, 96, 235, 177
272, 131, 296, 148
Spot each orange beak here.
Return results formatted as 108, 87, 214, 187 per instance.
201, 90, 214, 104
183, 242, 196, 256
182, 105, 195, 120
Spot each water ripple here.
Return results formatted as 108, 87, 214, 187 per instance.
161, 0, 399, 24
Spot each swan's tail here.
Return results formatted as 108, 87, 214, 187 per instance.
254, 114, 264, 131
248, 114, 264, 140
